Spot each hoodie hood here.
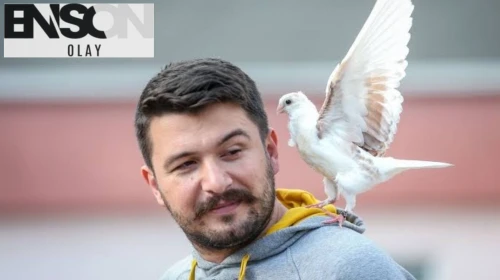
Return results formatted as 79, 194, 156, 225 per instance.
188, 188, 365, 280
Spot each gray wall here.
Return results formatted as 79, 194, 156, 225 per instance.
1, 0, 499, 99
1, 0, 499, 69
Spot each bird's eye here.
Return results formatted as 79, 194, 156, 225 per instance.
285, 99, 292, 105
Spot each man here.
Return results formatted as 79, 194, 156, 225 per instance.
135, 58, 416, 280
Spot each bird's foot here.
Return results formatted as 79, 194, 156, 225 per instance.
305, 199, 345, 227
320, 208, 346, 228
305, 198, 336, 209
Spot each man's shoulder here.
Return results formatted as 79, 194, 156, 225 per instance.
159, 255, 192, 280
289, 224, 416, 279
293, 222, 373, 254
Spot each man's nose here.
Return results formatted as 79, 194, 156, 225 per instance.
201, 159, 233, 194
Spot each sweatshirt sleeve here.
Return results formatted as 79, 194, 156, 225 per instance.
289, 226, 417, 280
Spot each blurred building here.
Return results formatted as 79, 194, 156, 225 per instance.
1, 0, 499, 279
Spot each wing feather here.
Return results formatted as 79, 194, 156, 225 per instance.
317, 0, 414, 156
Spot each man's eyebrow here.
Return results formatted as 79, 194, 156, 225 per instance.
218, 128, 251, 146
163, 129, 250, 171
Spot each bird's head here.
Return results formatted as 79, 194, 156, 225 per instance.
276, 91, 309, 116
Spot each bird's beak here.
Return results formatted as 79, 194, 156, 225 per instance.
276, 103, 285, 115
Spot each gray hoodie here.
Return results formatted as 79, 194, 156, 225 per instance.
161, 189, 416, 280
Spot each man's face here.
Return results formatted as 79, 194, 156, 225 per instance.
141, 102, 280, 251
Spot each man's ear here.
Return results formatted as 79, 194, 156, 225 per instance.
266, 127, 280, 175
141, 165, 165, 206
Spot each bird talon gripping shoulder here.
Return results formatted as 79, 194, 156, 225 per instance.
338, 209, 348, 218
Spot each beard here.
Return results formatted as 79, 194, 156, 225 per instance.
162, 159, 276, 251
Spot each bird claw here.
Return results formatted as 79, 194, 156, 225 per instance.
305, 199, 347, 228
322, 211, 346, 228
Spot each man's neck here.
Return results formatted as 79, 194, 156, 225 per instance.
194, 199, 287, 263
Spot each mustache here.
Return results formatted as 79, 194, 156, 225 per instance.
194, 188, 257, 219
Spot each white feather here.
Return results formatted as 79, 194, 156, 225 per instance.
319, 0, 414, 155
276, 0, 453, 216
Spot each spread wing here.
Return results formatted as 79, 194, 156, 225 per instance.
317, 0, 414, 157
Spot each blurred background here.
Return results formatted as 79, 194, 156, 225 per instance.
1, 0, 499, 279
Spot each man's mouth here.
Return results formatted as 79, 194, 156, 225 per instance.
210, 200, 240, 214
194, 189, 257, 219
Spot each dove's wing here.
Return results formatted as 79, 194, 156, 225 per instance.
317, 0, 414, 157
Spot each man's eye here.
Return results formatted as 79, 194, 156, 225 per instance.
176, 161, 196, 170
224, 149, 242, 158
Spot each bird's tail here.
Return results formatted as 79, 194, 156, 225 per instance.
376, 157, 453, 179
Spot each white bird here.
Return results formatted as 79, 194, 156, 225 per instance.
276, 0, 452, 226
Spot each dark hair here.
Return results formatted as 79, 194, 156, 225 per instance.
134, 58, 270, 170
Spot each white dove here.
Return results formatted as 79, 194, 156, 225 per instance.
276, 0, 452, 226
